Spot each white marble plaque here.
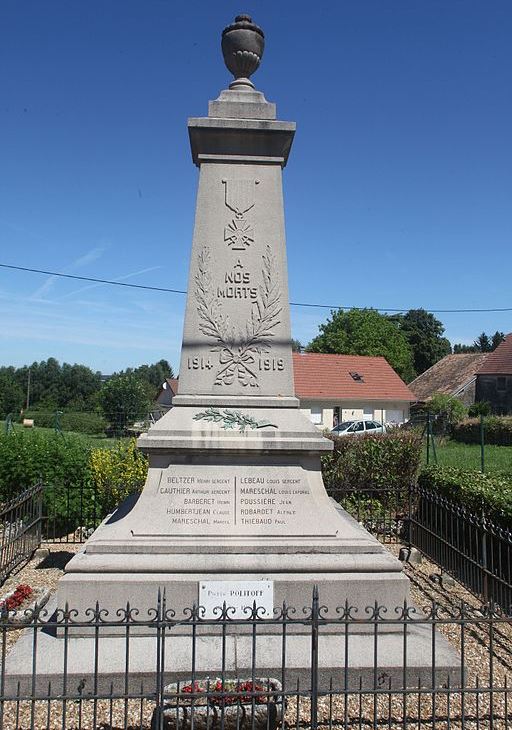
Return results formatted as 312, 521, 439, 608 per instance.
199, 580, 273, 619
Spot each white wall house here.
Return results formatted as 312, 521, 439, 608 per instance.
293, 353, 416, 431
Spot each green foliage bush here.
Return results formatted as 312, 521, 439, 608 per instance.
452, 416, 512, 446
426, 393, 467, 428
419, 465, 512, 527
24, 410, 107, 435
90, 438, 147, 514
322, 430, 423, 491
468, 401, 492, 417
0, 431, 148, 537
0, 430, 94, 534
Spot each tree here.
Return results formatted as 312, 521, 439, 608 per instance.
491, 331, 505, 351
397, 309, 451, 377
98, 375, 150, 434
453, 343, 477, 354
307, 308, 415, 382
291, 339, 303, 352
60, 363, 102, 410
0, 370, 24, 418
114, 360, 175, 400
453, 331, 506, 354
474, 332, 492, 353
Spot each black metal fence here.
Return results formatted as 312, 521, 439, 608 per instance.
0, 483, 43, 585
410, 484, 512, 609
42, 482, 99, 544
1, 592, 511, 730
330, 483, 512, 609
3, 479, 511, 611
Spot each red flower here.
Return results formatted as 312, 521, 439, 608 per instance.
0, 584, 33, 612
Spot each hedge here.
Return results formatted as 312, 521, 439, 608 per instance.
23, 410, 107, 435
452, 416, 512, 446
322, 430, 423, 491
0, 429, 92, 504
418, 465, 512, 527
0, 429, 94, 533
0, 432, 146, 536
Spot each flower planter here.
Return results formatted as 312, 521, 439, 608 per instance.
0, 587, 50, 625
152, 678, 283, 730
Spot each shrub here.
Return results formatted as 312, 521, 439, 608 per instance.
468, 401, 492, 417
418, 465, 512, 527
0, 429, 94, 534
24, 410, 107, 435
322, 431, 423, 492
452, 416, 512, 446
90, 438, 148, 514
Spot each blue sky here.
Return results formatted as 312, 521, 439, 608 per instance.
1, 1, 511, 374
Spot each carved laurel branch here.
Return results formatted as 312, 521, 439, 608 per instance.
193, 408, 277, 432
194, 246, 282, 387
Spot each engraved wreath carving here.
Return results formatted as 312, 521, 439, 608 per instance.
195, 246, 282, 387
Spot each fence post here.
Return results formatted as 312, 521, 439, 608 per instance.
480, 414, 485, 474
406, 483, 413, 547
310, 586, 319, 730
426, 413, 430, 465
480, 512, 489, 603
36, 482, 43, 548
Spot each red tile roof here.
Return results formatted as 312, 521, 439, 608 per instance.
292, 352, 416, 401
476, 333, 512, 375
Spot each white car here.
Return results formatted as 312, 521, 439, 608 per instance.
331, 419, 386, 436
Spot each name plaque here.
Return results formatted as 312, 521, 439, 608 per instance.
130, 464, 341, 538
199, 580, 274, 619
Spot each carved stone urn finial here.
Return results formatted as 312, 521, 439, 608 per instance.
221, 14, 265, 90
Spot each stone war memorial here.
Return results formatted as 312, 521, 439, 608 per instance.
7, 14, 459, 691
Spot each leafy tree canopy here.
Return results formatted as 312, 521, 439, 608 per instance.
98, 374, 150, 434
0, 358, 175, 414
307, 308, 415, 382
113, 359, 174, 400
0, 371, 24, 418
0, 359, 102, 412
395, 309, 451, 377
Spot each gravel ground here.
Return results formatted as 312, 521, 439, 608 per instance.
1, 540, 510, 729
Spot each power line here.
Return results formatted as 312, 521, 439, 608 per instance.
1, 261, 512, 314
0, 263, 186, 295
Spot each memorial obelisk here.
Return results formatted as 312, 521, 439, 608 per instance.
56, 14, 408, 621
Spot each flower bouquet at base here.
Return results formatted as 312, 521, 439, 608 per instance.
152, 677, 284, 730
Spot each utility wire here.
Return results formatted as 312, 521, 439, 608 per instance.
1, 261, 512, 314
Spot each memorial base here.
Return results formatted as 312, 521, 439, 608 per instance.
5, 609, 462, 695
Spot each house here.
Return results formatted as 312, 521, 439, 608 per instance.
408, 353, 488, 407
155, 377, 179, 408
475, 333, 512, 415
292, 352, 416, 430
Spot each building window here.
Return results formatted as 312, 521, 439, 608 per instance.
497, 377, 506, 392
310, 406, 322, 425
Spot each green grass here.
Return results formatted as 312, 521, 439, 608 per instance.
423, 438, 512, 475
0, 421, 124, 448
